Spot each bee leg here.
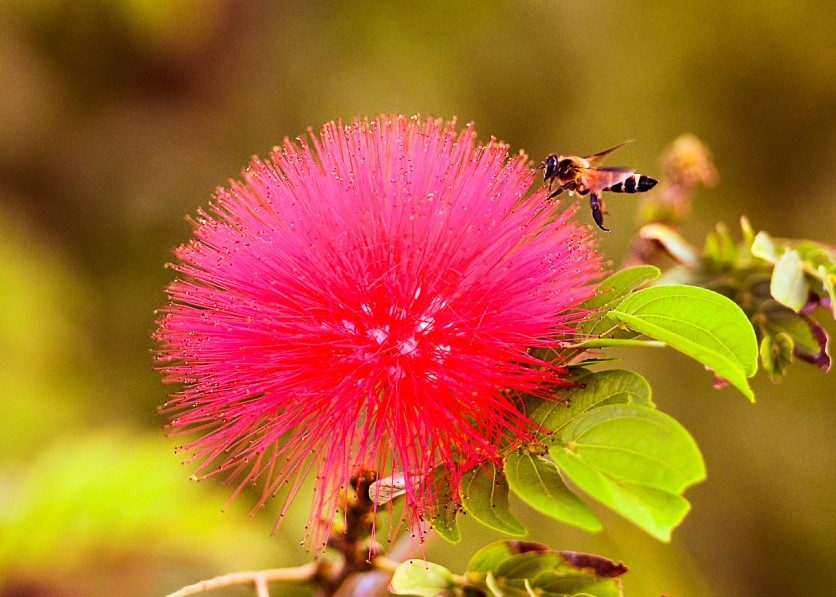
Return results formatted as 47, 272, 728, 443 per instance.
547, 181, 573, 201
589, 193, 609, 231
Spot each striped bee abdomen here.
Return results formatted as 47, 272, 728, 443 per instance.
608, 174, 658, 193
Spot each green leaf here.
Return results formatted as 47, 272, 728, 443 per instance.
554, 451, 690, 542
557, 551, 628, 580
468, 544, 517, 575
460, 463, 527, 537
751, 231, 778, 263
760, 303, 827, 364
536, 573, 623, 597
793, 240, 836, 271
527, 369, 654, 435
580, 266, 660, 336
609, 285, 758, 400
760, 333, 793, 381
494, 552, 569, 595
818, 264, 836, 318
770, 250, 810, 312
557, 404, 704, 492
494, 551, 565, 581
703, 230, 721, 263
703, 223, 739, 267
715, 222, 738, 264
552, 404, 705, 541
582, 266, 661, 311
431, 499, 461, 544
467, 543, 625, 597
740, 216, 756, 248
467, 541, 551, 574
505, 452, 602, 531
426, 465, 461, 543
390, 560, 455, 596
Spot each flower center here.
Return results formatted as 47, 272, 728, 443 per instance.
332, 294, 452, 383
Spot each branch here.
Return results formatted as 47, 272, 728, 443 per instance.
166, 561, 320, 597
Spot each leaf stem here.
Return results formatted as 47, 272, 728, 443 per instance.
571, 338, 667, 349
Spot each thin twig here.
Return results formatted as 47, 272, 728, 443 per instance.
254, 575, 270, 597
166, 561, 319, 597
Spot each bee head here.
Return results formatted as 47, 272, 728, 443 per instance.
541, 153, 559, 181
541, 154, 581, 184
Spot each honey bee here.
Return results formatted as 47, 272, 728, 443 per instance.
538, 142, 658, 231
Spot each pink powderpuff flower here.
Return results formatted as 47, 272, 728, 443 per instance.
154, 114, 603, 550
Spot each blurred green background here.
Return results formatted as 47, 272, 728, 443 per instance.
1, 1, 834, 595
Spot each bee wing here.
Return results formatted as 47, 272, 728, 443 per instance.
577, 167, 635, 193
584, 141, 633, 165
